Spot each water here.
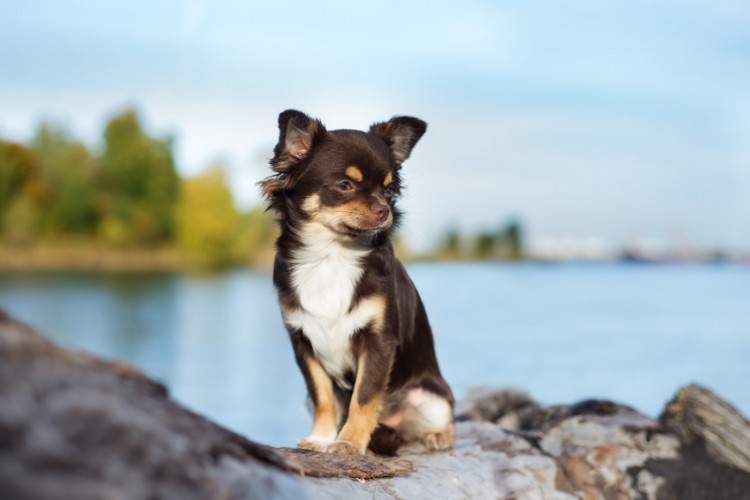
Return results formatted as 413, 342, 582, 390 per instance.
0, 263, 747, 447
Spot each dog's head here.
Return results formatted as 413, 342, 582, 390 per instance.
260, 110, 426, 239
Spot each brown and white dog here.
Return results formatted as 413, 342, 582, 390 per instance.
260, 110, 454, 456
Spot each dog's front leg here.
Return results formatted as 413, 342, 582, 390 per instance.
292, 335, 338, 452
327, 344, 393, 456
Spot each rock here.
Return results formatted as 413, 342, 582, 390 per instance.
661, 383, 750, 473
0, 310, 408, 500
448, 386, 750, 499
1, 309, 749, 499
454, 385, 540, 428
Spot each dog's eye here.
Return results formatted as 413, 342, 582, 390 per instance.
384, 186, 396, 198
337, 180, 354, 192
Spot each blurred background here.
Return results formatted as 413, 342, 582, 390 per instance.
1, 1, 748, 446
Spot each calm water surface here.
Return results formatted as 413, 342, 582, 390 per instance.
0, 263, 747, 447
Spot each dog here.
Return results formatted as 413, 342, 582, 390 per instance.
260, 110, 454, 456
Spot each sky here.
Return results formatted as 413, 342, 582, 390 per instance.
1, 0, 749, 254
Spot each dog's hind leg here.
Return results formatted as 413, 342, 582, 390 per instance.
380, 387, 454, 452
420, 427, 455, 451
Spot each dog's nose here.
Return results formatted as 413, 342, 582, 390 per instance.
371, 202, 390, 223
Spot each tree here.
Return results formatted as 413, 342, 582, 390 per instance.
30, 124, 98, 235
502, 219, 524, 260
98, 110, 178, 245
176, 165, 240, 266
471, 219, 525, 260
441, 227, 462, 259
236, 206, 276, 265
0, 140, 36, 234
473, 232, 496, 259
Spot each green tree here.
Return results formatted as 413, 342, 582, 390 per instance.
471, 219, 525, 260
0, 140, 36, 233
441, 227, 462, 259
176, 165, 240, 266
502, 219, 524, 260
98, 110, 178, 244
473, 232, 496, 259
233, 206, 276, 264
177, 165, 277, 267
4, 196, 40, 243
30, 124, 98, 235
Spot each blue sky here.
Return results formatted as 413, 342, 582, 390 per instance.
1, 0, 749, 253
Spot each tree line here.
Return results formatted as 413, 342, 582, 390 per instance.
434, 220, 525, 261
0, 110, 275, 267
0, 108, 526, 268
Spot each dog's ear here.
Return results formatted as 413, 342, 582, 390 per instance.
369, 116, 427, 167
271, 109, 326, 173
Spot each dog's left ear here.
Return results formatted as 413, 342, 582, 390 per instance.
271, 109, 327, 173
370, 116, 427, 167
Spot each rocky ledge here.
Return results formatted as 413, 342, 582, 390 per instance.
1, 310, 749, 499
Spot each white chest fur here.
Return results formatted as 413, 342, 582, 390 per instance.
283, 225, 374, 389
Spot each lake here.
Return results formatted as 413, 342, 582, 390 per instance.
0, 263, 747, 447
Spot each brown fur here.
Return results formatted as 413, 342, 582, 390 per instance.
261, 110, 454, 456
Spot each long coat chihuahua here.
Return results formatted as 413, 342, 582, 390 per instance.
261, 110, 454, 456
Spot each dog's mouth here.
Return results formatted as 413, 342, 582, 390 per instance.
342, 225, 372, 238
339, 213, 393, 239
341, 220, 392, 238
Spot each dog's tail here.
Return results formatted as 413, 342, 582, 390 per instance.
367, 424, 403, 456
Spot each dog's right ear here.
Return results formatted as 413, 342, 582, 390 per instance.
369, 116, 427, 168
270, 109, 326, 173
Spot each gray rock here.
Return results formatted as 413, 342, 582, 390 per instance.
1, 309, 749, 499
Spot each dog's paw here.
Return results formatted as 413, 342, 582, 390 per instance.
297, 437, 331, 453
421, 427, 455, 451
325, 440, 362, 456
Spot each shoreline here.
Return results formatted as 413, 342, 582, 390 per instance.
0, 243, 192, 273
0, 241, 276, 272
0, 242, 746, 273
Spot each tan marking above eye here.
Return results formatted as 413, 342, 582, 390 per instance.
383, 172, 393, 187
345, 166, 364, 183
